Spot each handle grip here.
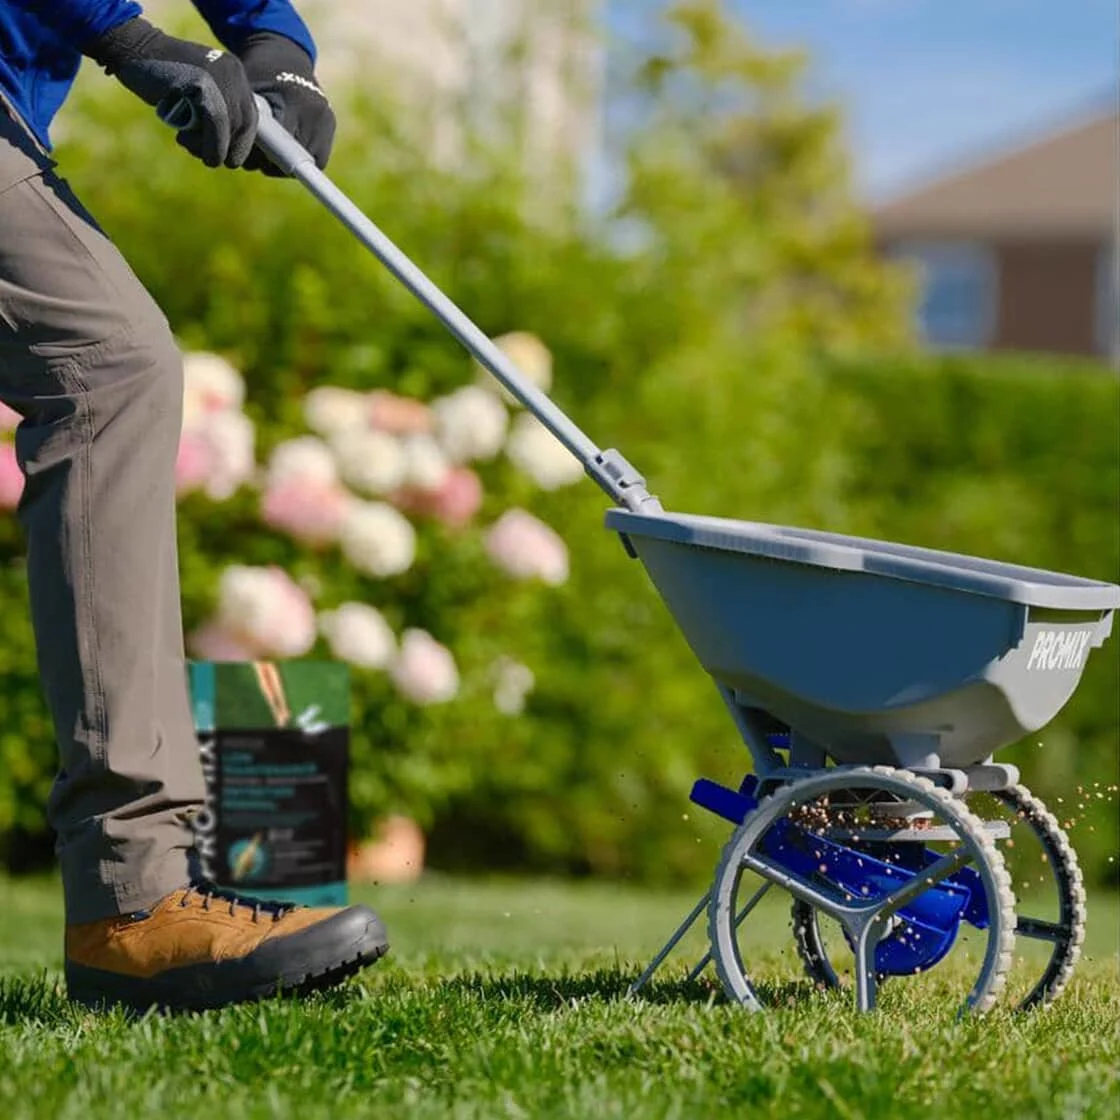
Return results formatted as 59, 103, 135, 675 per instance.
157, 95, 197, 132
158, 94, 313, 177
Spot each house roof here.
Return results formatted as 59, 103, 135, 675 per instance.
873, 106, 1117, 241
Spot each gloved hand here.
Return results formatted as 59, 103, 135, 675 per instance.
84, 17, 258, 170
236, 32, 336, 176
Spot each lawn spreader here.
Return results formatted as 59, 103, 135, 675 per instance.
179, 98, 1120, 1017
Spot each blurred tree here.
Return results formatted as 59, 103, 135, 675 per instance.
614, 0, 914, 358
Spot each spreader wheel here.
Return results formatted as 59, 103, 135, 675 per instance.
791, 782, 1087, 1011
708, 766, 1016, 1014
988, 784, 1087, 1008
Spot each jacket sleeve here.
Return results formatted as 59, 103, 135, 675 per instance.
7, 1, 143, 47
190, 1, 318, 62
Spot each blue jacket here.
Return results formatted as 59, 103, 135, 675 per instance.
0, 1, 317, 150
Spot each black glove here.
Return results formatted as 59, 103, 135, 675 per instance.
236, 31, 335, 176
84, 17, 258, 170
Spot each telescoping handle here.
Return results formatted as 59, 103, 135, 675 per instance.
159, 94, 661, 513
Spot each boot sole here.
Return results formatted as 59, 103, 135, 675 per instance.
65, 906, 389, 1014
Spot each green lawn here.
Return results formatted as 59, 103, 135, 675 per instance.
0, 874, 1117, 1119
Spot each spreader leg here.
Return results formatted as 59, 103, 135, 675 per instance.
686, 882, 771, 983
630, 890, 710, 995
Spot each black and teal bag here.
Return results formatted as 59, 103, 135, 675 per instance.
188, 660, 350, 907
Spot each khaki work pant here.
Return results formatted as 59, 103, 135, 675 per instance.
0, 107, 203, 924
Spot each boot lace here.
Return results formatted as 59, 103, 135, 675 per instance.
180, 880, 295, 923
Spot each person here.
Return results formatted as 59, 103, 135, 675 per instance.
0, 1, 389, 1013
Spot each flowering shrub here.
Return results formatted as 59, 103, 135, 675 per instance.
0, 320, 603, 864
142, 331, 613, 854
174, 332, 575, 712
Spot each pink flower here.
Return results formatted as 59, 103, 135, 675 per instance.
267, 437, 338, 489
212, 565, 317, 658
200, 412, 255, 501
181, 352, 245, 425
391, 629, 459, 705
430, 467, 482, 527
0, 442, 24, 511
261, 478, 349, 547
0, 401, 20, 433
485, 509, 569, 585
188, 620, 256, 662
175, 430, 212, 496
393, 467, 483, 528
368, 391, 433, 435
175, 413, 256, 502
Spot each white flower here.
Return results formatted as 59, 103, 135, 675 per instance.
267, 436, 338, 489
401, 434, 450, 492
391, 629, 459, 705
331, 428, 407, 495
474, 331, 553, 405
432, 385, 508, 463
303, 386, 370, 437
492, 657, 535, 716
340, 500, 417, 578
202, 411, 255, 501
182, 351, 245, 425
485, 509, 569, 585
215, 565, 316, 658
505, 413, 583, 490
319, 603, 397, 670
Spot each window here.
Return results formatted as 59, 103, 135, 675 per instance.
890, 241, 998, 350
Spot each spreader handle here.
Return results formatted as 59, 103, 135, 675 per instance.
162, 93, 660, 512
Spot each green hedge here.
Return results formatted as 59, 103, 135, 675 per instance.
3, 350, 1115, 885
819, 353, 1120, 884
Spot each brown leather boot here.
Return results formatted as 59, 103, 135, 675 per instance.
65, 882, 389, 1013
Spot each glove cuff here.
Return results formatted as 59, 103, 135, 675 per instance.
82, 16, 164, 71
239, 30, 316, 77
